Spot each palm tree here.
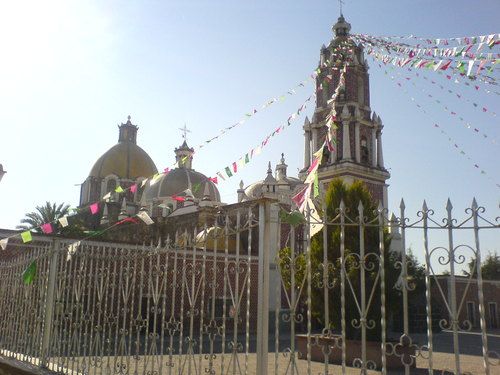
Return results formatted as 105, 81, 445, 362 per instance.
17, 202, 70, 232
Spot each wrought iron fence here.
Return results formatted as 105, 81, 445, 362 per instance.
0, 198, 498, 375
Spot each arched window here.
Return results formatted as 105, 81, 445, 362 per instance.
106, 178, 116, 193
361, 137, 369, 164
357, 76, 365, 105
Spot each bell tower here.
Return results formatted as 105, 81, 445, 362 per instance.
300, 15, 390, 207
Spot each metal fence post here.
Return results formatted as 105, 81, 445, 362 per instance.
257, 201, 270, 374
40, 238, 60, 368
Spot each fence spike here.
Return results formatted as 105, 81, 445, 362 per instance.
471, 197, 478, 210
422, 200, 428, 211
399, 198, 405, 210
357, 200, 364, 214
339, 199, 345, 210
446, 198, 453, 212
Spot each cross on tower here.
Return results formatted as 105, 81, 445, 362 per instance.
339, 0, 345, 15
179, 123, 191, 141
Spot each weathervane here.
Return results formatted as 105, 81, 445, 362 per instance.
179, 123, 191, 141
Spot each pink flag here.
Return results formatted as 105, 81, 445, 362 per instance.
164, 168, 170, 174
90, 203, 99, 215
232, 162, 237, 173
117, 217, 139, 225
41, 223, 53, 234
208, 177, 218, 184
307, 157, 320, 173
172, 195, 185, 202
130, 184, 138, 193
216, 172, 226, 181
440, 60, 452, 71
292, 184, 312, 212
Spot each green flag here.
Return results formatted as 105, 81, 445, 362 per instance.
23, 260, 37, 285
245, 154, 250, 163
225, 166, 233, 178
279, 209, 306, 227
314, 172, 319, 198
21, 231, 32, 243
115, 186, 124, 193
192, 182, 201, 194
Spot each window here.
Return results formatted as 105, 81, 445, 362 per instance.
358, 76, 365, 105
106, 178, 116, 193
489, 302, 498, 329
467, 301, 476, 327
360, 137, 369, 164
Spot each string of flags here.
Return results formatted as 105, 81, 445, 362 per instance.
407, 69, 498, 117
7, 92, 318, 280
194, 41, 354, 158
380, 64, 499, 189
213, 94, 315, 180
354, 32, 500, 48
365, 48, 499, 85
195, 75, 315, 151
376, 63, 498, 145
353, 33, 500, 90
0, 90, 318, 251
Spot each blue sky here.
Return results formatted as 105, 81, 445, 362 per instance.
0, 0, 498, 264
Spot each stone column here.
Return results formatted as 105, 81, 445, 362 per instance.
341, 105, 351, 160
312, 127, 318, 154
377, 131, 384, 168
354, 122, 360, 163
371, 127, 377, 167
342, 122, 351, 160
304, 130, 311, 168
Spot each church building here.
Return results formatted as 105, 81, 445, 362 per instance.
78, 14, 390, 227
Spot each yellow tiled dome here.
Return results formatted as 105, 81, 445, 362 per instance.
88, 116, 157, 180
89, 142, 157, 179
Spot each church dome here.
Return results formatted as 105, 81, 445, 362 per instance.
142, 139, 220, 203
88, 116, 158, 179
143, 168, 220, 202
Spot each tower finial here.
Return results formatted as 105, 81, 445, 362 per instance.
179, 123, 191, 141
339, 0, 344, 16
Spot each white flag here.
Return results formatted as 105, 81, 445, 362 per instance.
467, 60, 475, 77
103, 192, 112, 201
137, 211, 154, 225
0, 238, 8, 250
58, 216, 69, 228
306, 199, 324, 237
237, 158, 245, 169
67, 240, 81, 261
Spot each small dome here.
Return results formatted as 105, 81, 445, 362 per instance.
143, 168, 220, 202
89, 142, 158, 179
244, 177, 303, 198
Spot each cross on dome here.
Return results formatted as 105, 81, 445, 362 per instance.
179, 124, 191, 141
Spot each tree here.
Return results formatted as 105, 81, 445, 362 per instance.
465, 251, 500, 280
17, 201, 70, 233
279, 179, 425, 341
